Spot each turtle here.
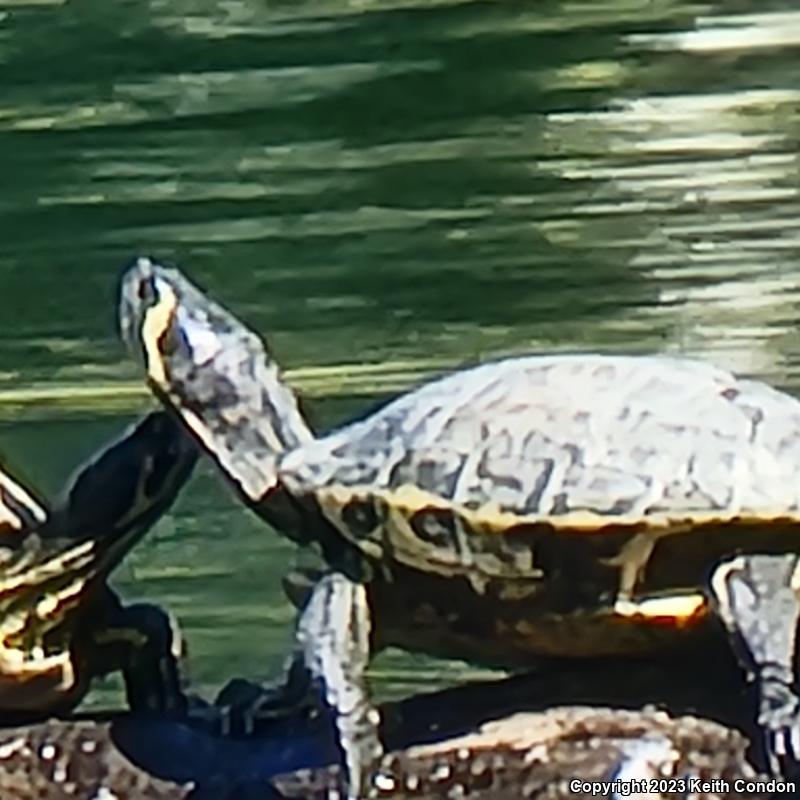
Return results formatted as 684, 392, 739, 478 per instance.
0, 410, 197, 719
118, 257, 800, 786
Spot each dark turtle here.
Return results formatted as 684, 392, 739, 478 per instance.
0, 410, 196, 719
118, 258, 800, 783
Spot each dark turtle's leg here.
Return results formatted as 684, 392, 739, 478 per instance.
709, 554, 800, 777
83, 587, 189, 716
214, 656, 318, 731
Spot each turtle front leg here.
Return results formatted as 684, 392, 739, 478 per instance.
85, 588, 189, 716
709, 554, 800, 777
213, 572, 382, 799
297, 572, 382, 800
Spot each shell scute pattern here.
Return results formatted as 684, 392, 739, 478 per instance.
280, 355, 800, 521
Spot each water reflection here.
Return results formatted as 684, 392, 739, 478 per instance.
540, 8, 800, 378
0, 0, 799, 705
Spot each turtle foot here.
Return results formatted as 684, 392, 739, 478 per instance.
212, 668, 322, 737
758, 678, 800, 779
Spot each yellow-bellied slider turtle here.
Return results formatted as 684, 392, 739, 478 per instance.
0, 411, 196, 718
119, 258, 800, 785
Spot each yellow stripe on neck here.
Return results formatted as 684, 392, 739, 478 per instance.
141, 282, 178, 389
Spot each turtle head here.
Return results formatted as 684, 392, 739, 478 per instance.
119, 257, 314, 505
118, 257, 211, 387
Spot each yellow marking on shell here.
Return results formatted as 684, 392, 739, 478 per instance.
613, 593, 707, 622
0, 599, 89, 698
55, 652, 75, 691
317, 485, 542, 588
316, 487, 471, 580
0, 472, 46, 532
0, 539, 96, 598
317, 482, 800, 535
0, 547, 31, 573
316, 479, 800, 649
314, 491, 382, 560
0, 533, 105, 705
0, 609, 29, 639
35, 593, 63, 621
0, 645, 73, 677
0, 541, 99, 680
315, 483, 800, 596
141, 280, 178, 389
34, 576, 87, 621
0, 643, 75, 691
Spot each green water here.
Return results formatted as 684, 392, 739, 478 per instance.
1, 0, 800, 709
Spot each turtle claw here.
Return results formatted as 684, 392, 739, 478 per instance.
769, 729, 794, 777
766, 726, 800, 780
759, 685, 800, 778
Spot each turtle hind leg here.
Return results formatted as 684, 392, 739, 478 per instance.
709, 553, 800, 777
